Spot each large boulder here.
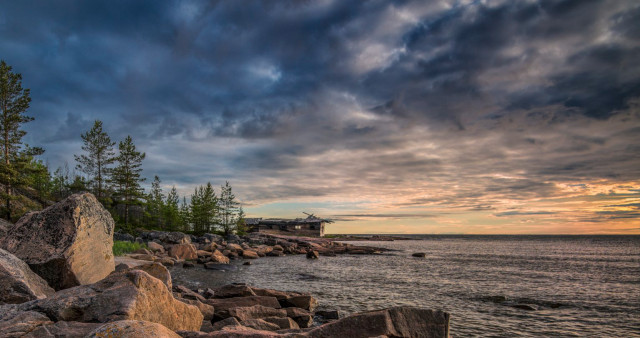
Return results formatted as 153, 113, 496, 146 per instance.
305, 307, 450, 338
241, 250, 259, 259
178, 298, 215, 321
211, 250, 230, 264
86, 320, 181, 338
0, 193, 115, 290
169, 243, 198, 260
131, 262, 172, 290
22, 269, 203, 332
147, 241, 165, 253
0, 248, 55, 304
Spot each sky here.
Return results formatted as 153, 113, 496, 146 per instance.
1, 0, 639, 234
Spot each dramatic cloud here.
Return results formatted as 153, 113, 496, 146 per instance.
1, 0, 639, 233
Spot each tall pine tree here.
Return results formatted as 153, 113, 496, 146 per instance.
163, 186, 180, 231
74, 120, 116, 202
0, 60, 41, 220
219, 181, 239, 236
236, 205, 248, 235
189, 182, 217, 235
112, 135, 145, 228
179, 196, 190, 232
146, 175, 164, 229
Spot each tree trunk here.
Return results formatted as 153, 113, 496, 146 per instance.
3, 109, 11, 221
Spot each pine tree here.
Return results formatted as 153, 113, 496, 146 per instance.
74, 120, 116, 202
0, 60, 40, 220
163, 186, 180, 231
219, 181, 239, 236
179, 196, 190, 232
189, 182, 218, 235
146, 175, 164, 229
236, 205, 248, 235
112, 135, 145, 227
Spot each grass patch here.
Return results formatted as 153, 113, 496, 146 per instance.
323, 234, 347, 239
112, 240, 148, 256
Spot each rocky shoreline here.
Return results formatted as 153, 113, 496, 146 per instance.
0, 193, 450, 337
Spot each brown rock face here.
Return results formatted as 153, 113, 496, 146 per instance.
263, 316, 300, 330
0, 304, 53, 337
305, 307, 450, 338
86, 320, 181, 338
283, 295, 317, 312
207, 296, 281, 313
211, 316, 241, 331
169, 243, 198, 260
130, 262, 172, 290
226, 305, 287, 322
0, 248, 55, 304
241, 250, 259, 259
147, 241, 165, 253
211, 250, 230, 264
284, 307, 313, 328
22, 270, 203, 332
0, 193, 115, 290
240, 319, 281, 331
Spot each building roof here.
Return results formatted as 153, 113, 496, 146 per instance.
245, 218, 262, 225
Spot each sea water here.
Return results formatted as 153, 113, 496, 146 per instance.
170, 235, 640, 337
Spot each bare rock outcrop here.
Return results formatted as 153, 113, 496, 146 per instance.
305, 307, 450, 338
0, 248, 55, 304
86, 320, 181, 338
22, 269, 203, 332
0, 193, 115, 290
169, 243, 198, 260
131, 262, 172, 290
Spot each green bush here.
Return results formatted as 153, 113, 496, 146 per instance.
112, 240, 148, 256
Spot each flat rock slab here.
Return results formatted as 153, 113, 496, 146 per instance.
305, 307, 450, 338
0, 193, 115, 290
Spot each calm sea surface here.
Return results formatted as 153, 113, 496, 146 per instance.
171, 235, 640, 337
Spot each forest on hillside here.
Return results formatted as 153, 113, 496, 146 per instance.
0, 60, 247, 235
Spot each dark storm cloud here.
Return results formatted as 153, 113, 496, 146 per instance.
1, 0, 639, 214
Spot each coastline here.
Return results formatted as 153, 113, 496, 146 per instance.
0, 193, 450, 338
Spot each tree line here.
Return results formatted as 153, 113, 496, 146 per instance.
0, 60, 247, 236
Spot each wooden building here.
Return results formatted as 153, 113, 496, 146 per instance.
248, 213, 332, 237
